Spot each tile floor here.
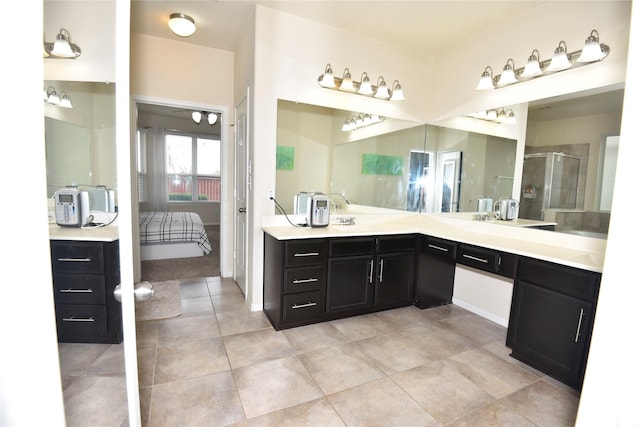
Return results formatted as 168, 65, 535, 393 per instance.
59, 275, 581, 426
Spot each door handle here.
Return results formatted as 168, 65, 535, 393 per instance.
113, 281, 155, 303
238, 207, 246, 213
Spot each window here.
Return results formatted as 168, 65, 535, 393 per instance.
137, 129, 147, 202
166, 132, 220, 202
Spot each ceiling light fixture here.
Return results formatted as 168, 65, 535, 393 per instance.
43, 29, 81, 59
318, 64, 405, 101
192, 111, 218, 125
476, 29, 609, 91
169, 13, 196, 37
341, 113, 386, 131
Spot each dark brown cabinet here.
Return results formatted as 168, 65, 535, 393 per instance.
507, 257, 600, 389
415, 236, 456, 309
263, 236, 327, 330
50, 240, 122, 343
326, 235, 415, 315
263, 234, 415, 330
456, 243, 517, 278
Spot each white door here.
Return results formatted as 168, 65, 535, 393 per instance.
234, 89, 250, 295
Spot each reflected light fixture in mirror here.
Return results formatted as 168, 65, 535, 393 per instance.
43, 28, 81, 59
466, 107, 515, 124
341, 113, 386, 131
476, 29, 609, 90
169, 13, 196, 37
318, 64, 405, 101
192, 111, 218, 125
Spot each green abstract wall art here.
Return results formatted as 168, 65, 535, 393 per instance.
362, 153, 403, 176
276, 145, 295, 170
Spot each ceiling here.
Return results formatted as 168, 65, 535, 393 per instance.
130, 1, 547, 56
131, 1, 624, 121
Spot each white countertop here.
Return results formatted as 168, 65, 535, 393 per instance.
261, 210, 606, 273
49, 222, 119, 242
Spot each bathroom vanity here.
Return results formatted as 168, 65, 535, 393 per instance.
262, 211, 603, 388
49, 224, 122, 344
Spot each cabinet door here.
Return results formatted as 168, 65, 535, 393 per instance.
326, 255, 374, 314
509, 280, 593, 388
415, 237, 455, 309
375, 252, 414, 307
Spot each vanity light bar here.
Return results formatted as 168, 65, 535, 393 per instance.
318, 64, 405, 101
476, 29, 610, 91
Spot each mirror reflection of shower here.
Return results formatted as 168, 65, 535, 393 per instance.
520, 152, 583, 220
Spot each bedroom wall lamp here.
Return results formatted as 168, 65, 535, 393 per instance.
476, 29, 609, 91
192, 111, 217, 125
44, 86, 73, 108
318, 64, 405, 101
43, 29, 81, 59
341, 113, 386, 131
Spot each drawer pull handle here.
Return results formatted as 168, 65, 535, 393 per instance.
57, 257, 92, 262
60, 288, 94, 293
462, 254, 489, 264
292, 278, 318, 284
293, 252, 320, 257
291, 301, 317, 309
62, 316, 95, 323
574, 308, 585, 343
428, 244, 449, 252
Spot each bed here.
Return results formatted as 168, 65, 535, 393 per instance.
139, 211, 213, 261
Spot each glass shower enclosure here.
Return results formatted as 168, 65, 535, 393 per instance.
520, 152, 582, 220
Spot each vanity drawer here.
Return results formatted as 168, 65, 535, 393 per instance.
423, 236, 457, 260
517, 257, 600, 302
51, 241, 104, 274
56, 305, 108, 341
457, 244, 501, 273
282, 291, 325, 323
284, 266, 324, 294
53, 274, 106, 305
285, 240, 326, 267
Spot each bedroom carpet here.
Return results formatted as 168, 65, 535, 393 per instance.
140, 225, 220, 282
135, 280, 181, 321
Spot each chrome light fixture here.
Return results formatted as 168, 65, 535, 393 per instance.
467, 107, 515, 124
43, 29, 81, 59
374, 77, 390, 99
318, 64, 405, 101
341, 113, 386, 131
357, 72, 374, 95
58, 92, 74, 109
192, 111, 218, 125
169, 13, 196, 37
44, 86, 73, 108
577, 29, 607, 62
497, 59, 518, 87
390, 80, 405, 101
476, 29, 609, 91
339, 68, 355, 92
521, 49, 543, 78
475, 66, 495, 91
548, 41, 572, 72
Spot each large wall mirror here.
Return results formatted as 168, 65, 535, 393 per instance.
44, 80, 116, 198
276, 99, 517, 214
521, 86, 623, 238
